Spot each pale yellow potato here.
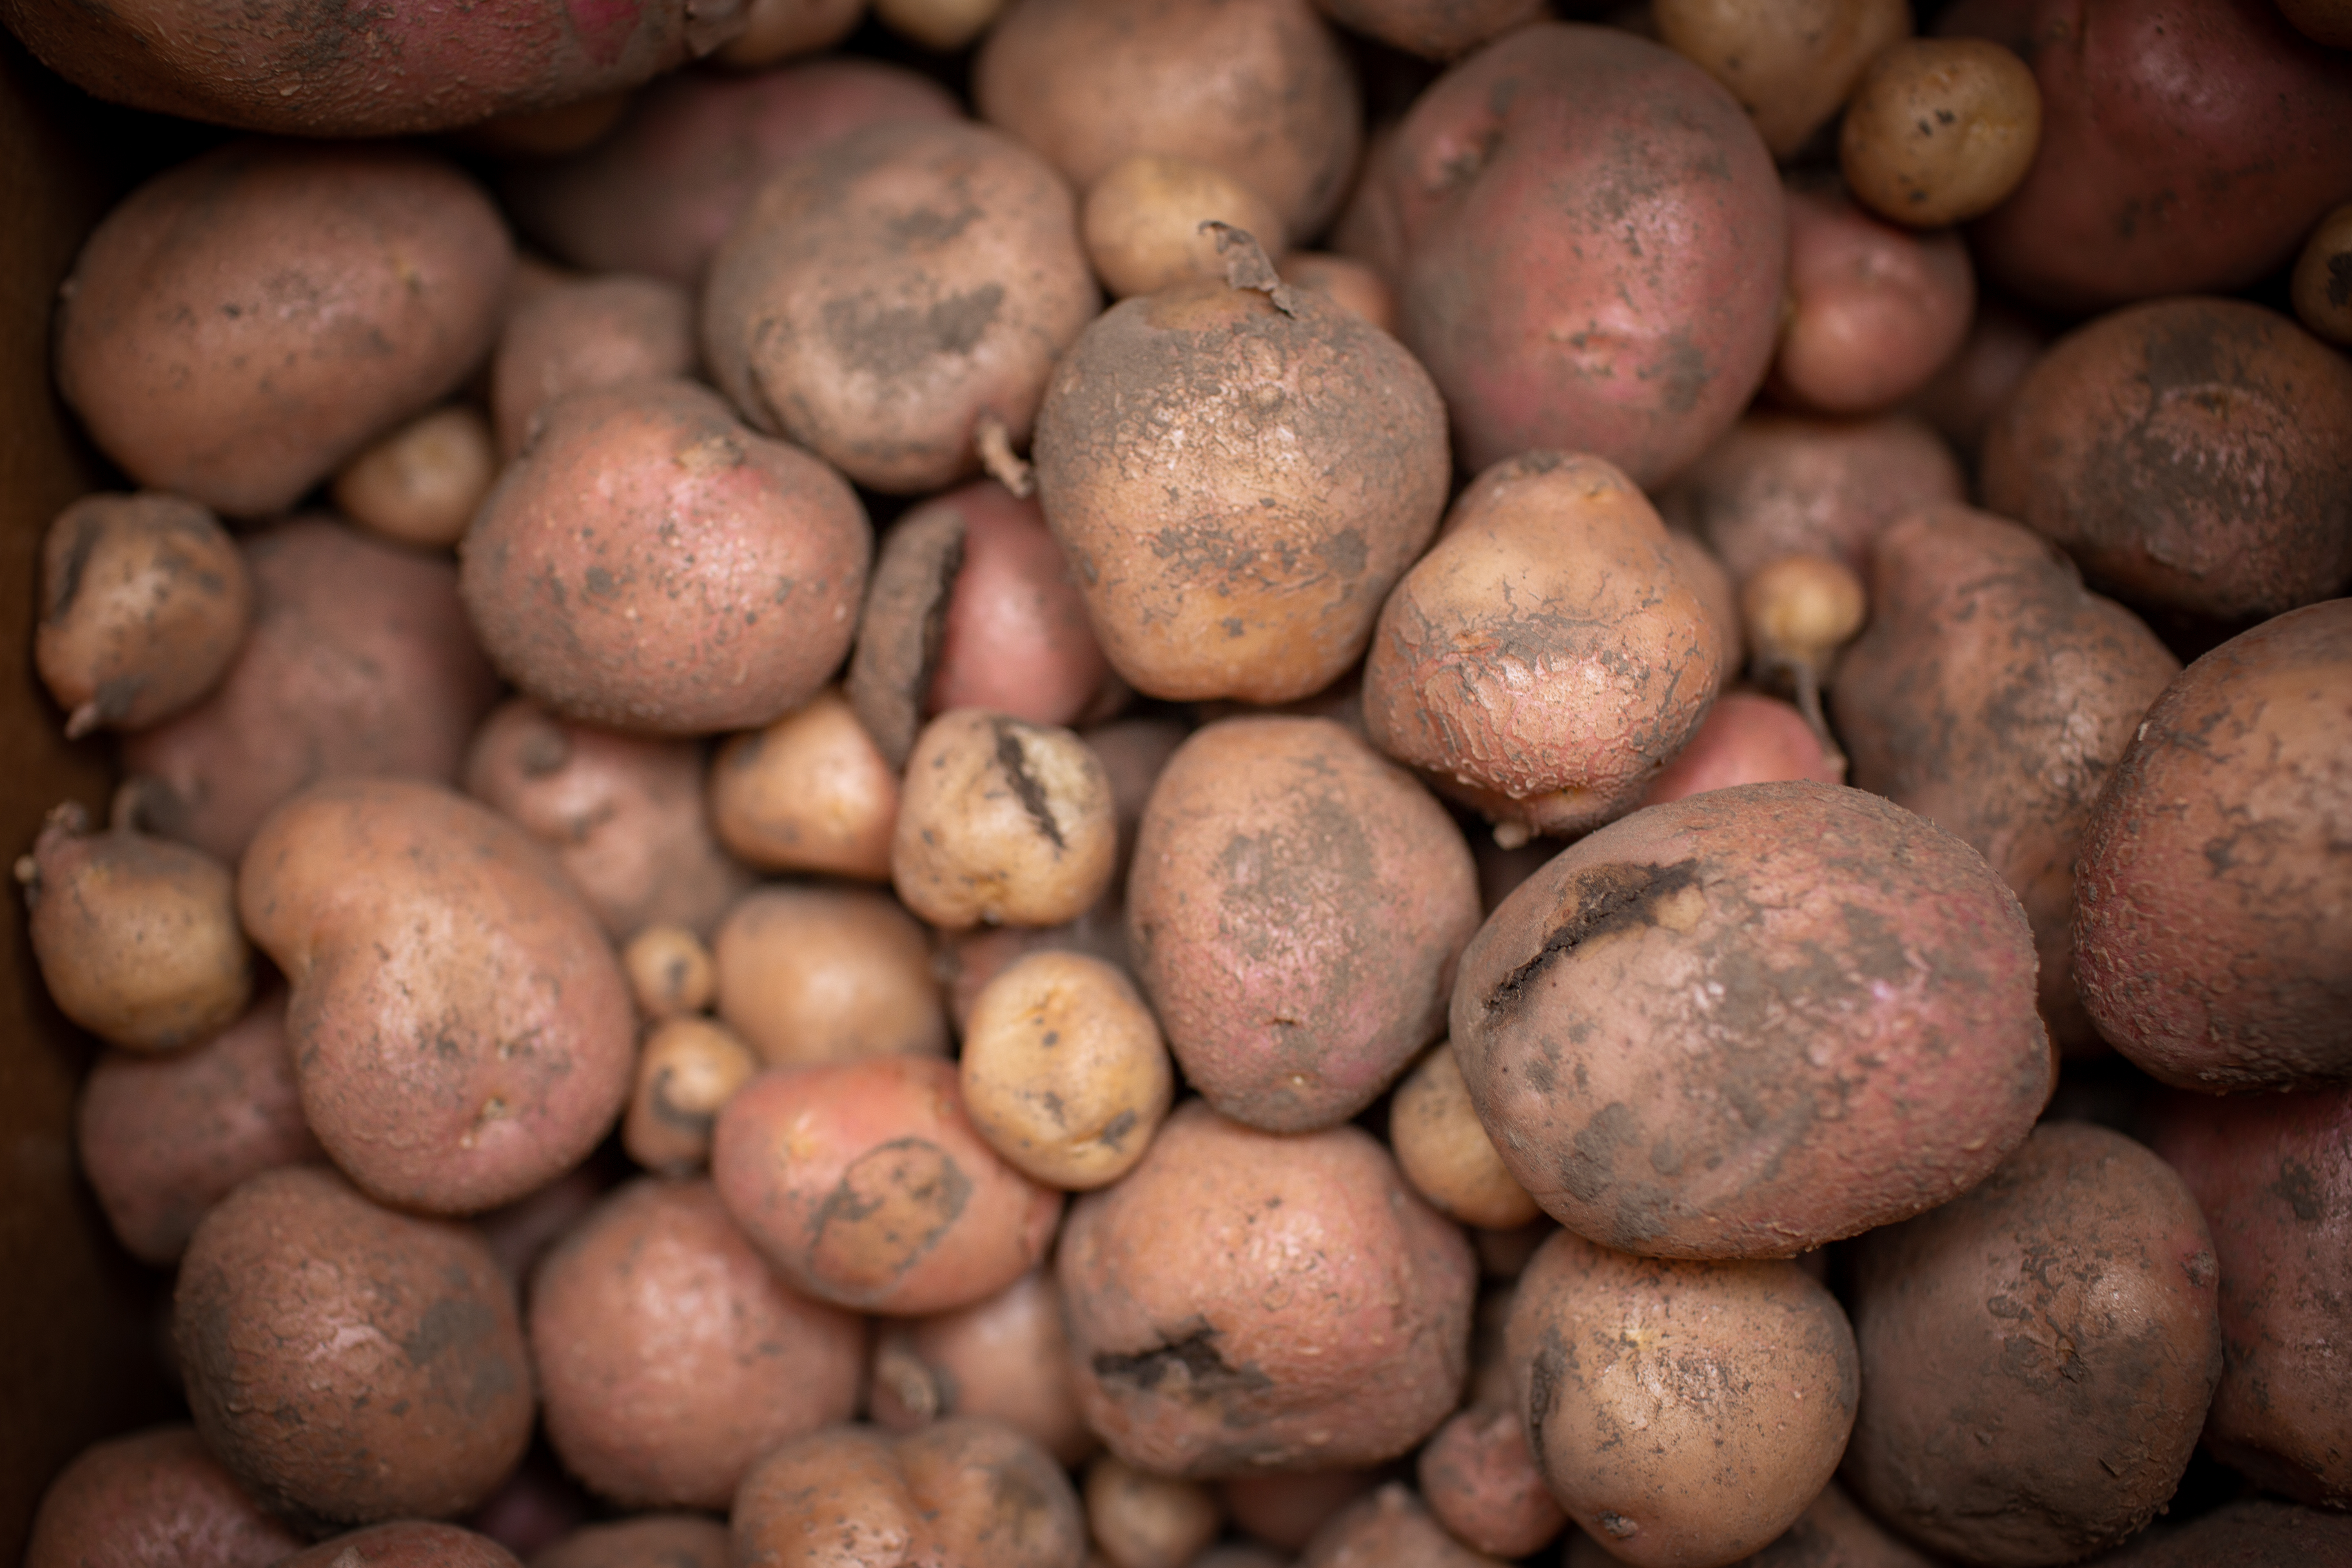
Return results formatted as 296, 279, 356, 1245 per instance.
892, 709, 1117, 930
1841, 38, 2041, 228
1083, 154, 1287, 299
711, 687, 900, 881
623, 1014, 759, 1173
960, 950, 1172, 1190
1655, 0, 1910, 159
330, 405, 497, 549
1085, 1454, 1221, 1568
1390, 1043, 1540, 1231
621, 923, 717, 1019
714, 884, 949, 1065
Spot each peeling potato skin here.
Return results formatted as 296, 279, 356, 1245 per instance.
237, 778, 636, 1215
1503, 1232, 1858, 1568
1980, 298, 2352, 625
22, 1423, 303, 1568
1831, 506, 2180, 1054
462, 379, 871, 737
1126, 717, 1480, 1132
2071, 599, 2352, 1089
1361, 452, 1724, 839
1298, 1483, 1507, 1567
2082, 1498, 2352, 1566
2147, 1085, 2352, 1508
702, 118, 1100, 496
275, 1522, 523, 1568
1057, 1101, 1475, 1478
1033, 275, 1448, 706
1451, 779, 2051, 1259
1842, 1123, 2223, 1567
533, 1515, 732, 1568
173, 1167, 534, 1533
710, 1056, 1064, 1316
1560, 1480, 1939, 1568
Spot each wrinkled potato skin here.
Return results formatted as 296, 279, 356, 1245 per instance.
1361, 452, 1724, 838
2073, 600, 2352, 1088
1981, 299, 2352, 624
276, 1522, 522, 1568
22, 1424, 303, 1568
1128, 717, 1479, 1131
174, 1167, 534, 1532
1771, 181, 1975, 416
1832, 506, 2180, 1052
713, 884, 948, 1066
1414, 1405, 1564, 1559
1453, 780, 2051, 1258
869, 1267, 1095, 1466
1058, 1102, 1475, 1478
1033, 277, 1449, 706
1843, 1123, 2223, 1566
1561, 1481, 1938, 1567
54, 142, 512, 517
463, 379, 871, 736
1655, 0, 1911, 158
530, 1178, 866, 1509
1299, 1483, 1506, 1567
532, 1515, 733, 1568
491, 274, 697, 459
238, 778, 636, 1214
2148, 1085, 2352, 1508
122, 517, 500, 864
1505, 1233, 1858, 1568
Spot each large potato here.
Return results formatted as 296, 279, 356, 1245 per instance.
22, 1425, 301, 1568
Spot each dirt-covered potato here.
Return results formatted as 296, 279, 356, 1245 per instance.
1127, 717, 1478, 1131
1454, 779, 2051, 1258
1414, 1405, 1565, 1559
1083, 155, 1289, 296
1841, 37, 2041, 227
1389, 1044, 1541, 1232
1298, 1484, 1505, 1568
1982, 298, 2352, 624
1362, 452, 1725, 841
712, 687, 900, 880
531, 1177, 865, 1509
1771, 180, 1974, 416
36, 491, 249, 739
623, 1015, 760, 1174
713, 1054, 1063, 1314
869, 1266, 1094, 1465
238, 777, 635, 1214
532, 1516, 731, 1568
1654, 0, 1910, 159
120, 516, 501, 864
331, 406, 500, 550
703, 119, 1099, 496
1843, 1122, 2223, 1566
622, 923, 716, 1018
55, 141, 512, 517
175, 1165, 533, 1531
2073, 599, 2352, 1089
713, 884, 948, 1066
491, 273, 696, 459
1832, 506, 2180, 1052
277, 1522, 523, 1568
462, 379, 871, 736
1059, 1101, 1474, 1477
22, 1424, 303, 1568
893, 709, 1117, 931
20, 803, 250, 1055
959, 950, 1171, 1190
1086, 1455, 1222, 1568
2292, 202, 2352, 347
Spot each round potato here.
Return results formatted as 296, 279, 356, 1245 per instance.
1655, 0, 1910, 159
1841, 37, 2042, 227
22, 1424, 301, 1568
713, 884, 948, 1067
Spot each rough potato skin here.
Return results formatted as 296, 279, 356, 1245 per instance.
238, 778, 636, 1215
1058, 1101, 1475, 1478
1452, 779, 2052, 1258
22, 1424, 303, 1568
54, 142, 512, 517
276, 1522, 522, 1568
1126, 717, 1480, 1131
174, 1167, 534, 1532
1980, 299, 2352, 623
1032, 275, 1450, 706
462, 379, 870, 736
2072, 599, 2352, 1088
2148, 1085, 2352, 1508
2082, 1499, 2352, 1566
1831, 505, 2180, 1052
1842, 1123, 2223, 1567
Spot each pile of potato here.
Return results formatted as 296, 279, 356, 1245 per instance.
11, 0, 2352, 1564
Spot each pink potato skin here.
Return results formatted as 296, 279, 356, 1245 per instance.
1638, 691, 1842, 807
23, 1424, 303, 1568
1340, 23, 1786, 488
276, 1523, 521, 1568
926, 481, 1110, 728
1771, 181, 1975, 417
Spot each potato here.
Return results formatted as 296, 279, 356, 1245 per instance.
703, 119, 1100, 496
1414, 1405, 1565, 1559
1454, 779, 2051, 1258
1361, 452, 1725, 842
278, 1523, 522, 1568
532, 1516, 733, 1568
712, 687, 900, 880
1561, 1481, 1937, 1567
1770, 179, 1974, 416
176, 1166, 533, 1530
893, 709, 1118, 931
1294, 1484, 1502, 1567
490, 273, 696, 460
1309, 0, 1542, 59
36, 491, 249, 739
622, 1015, 759, 1174
1389, 1044, 1541, 1232
712, 1055, 1063, 1314
530, 1177, 865, 1509
1840, 37, 2041, 227
2279, 0, 2352, 44
2292, 202, 2352, 347
331, 406, 501, 550
1086, 1455, 1222, 1568
120, 516, 501, 864
1222, 1471, 1377, 1554
1336, 23, 1783, 488
1900, 298, 2047, 458
1639, 690, 1842, 805
869, 1266, 1095, 1466
238, 777, 636, 1214
2085, 1499, 2352, 1567
1058, 1101, 1474, 1477
2147, 1083, 2351, 1508
1083, 155, 1289, 298
1127, 717, 1478, 1131
935, 911, 1130, 1038
1504, 1231, 1856, 1568
22, 1424, 303, 1568
1842, 1122, 2223, 1566
710, 0, 862, 66
621, 923, 717, 1018
1980, 298, 2352, 625
2072, 599, 2352, 1089
55, 141, 511, 517
713, 884, 948, 1066
976, 0, 1361, 244
1275, 252, 1396, 335
1654, 0, 1910, 159
76, 987, 320, 1265
874, 0, 1003, 49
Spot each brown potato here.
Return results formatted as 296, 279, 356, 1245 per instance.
1561, 1481, 1937, 1567
1086, 1455, 1222, 1568
22, 1424, 303, 1568
710, 0, 863, 66
490, 273, 696, 460
532, 1515, 732, 1568
2279, 0, 2352, 45
55, 141, 512, 518
713, 884, 948, 1066
935, 911, 1131, 1038
331, 405, 501, 551
960, 950, 1172, 1190
176, 1166, 533, 1531
1389, 1044, 1541, 1232
1298, 1484, 1505, 1567
622, 1015, 760, 1174
531, 1177, 865, 1509
1414, 1405, 1566, 1559
2292, 202, 2352, 348
36, 491, 249, 738
2087, 1499, 2352, 1567
868, 1266, 1095, 1466
874, 0, 1004, 49
1654, 0, 1911, 159
1309, 0, 1542, 59
1084, 155, 1289, 296
620, 922, 717, 1018
711, 688, 900, 880
1771, 180, 1975, 416
893, 709, 1118, 931
278, 1523, 522, 1568
1841, 37, 2041, 227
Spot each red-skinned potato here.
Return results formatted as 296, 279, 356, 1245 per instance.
1300, 1484, 1505, 1567
1639, 690, 1842, 805
278, 1523, 523, 1568
869, 1266, 1095, 1466
1414, 1405, 1565, 1559
238, 777, 636, 1214
713, 883, 948, 1066
928, 483, 1111, 727
490, 273, 696, 460
1771, 179, 1975, 416
22, 1424, 303, 1568
532, 1516, 732, 1568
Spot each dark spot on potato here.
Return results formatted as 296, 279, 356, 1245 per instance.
991, 718, 1066, 850
1524, 1338, 1561, 1477
1093, 1324, 1272, 1399
44, 510, 102, 623
2269, 1159, 2322, 1223
808, 1137, 973, 1292
2329, 254, 2352, 309
1484, 861, 1703, 1016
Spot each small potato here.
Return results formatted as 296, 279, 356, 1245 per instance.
1561, 1482, 1937, 1567
1414, 1406, 1566, 1559
331, 405, 500, 549
532, 1516, 732, 1568
875, 0, 1005, 49
868, 1267, 1095, 1465
710, 0, 863, 66
961, 950, 1172, 1190
36, 491, 250, 738
622, 1015, 759, 1174
2292, 203, 2352, 348
1638, 690, 1843, 805
1654, 0, 1911, 159
935, 911, 1129, 1037
1086, 1455, 1222, 1568
22, 1424, 302, 1568
1276, 252, 1396, 334
1902, 298, 2048, 457
1084, 155, 1290, 297
893, 709, 1118, 931
1771, 180, 1976, 416
490, 273, 696, 460
1298, 1484, 1506, 1568
1841, 37, 2041, 227
1310, 0, 1543, 59
711, 687, 900, 880
620, 923, 715, 1018
1389, 1044, 1541, 1231
1223, 1470, 1378, 1553
277, 1523, 521, 1568
713, 884, 949, 1066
